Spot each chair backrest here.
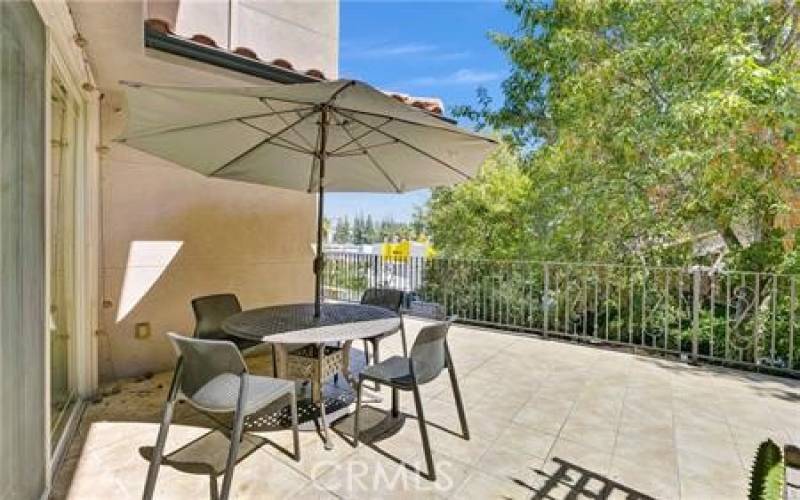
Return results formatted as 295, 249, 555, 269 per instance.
166, 332, 247, 399
191, 294, 242, 341
360, 288, 404, 313
409, 316, 456, 384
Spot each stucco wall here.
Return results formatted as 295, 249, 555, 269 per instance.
99, 100, 317, 380
90, 1, 338, 381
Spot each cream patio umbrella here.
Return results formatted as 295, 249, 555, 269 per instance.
117, 79, 498, 316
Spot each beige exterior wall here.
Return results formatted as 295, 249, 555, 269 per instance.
68, 0, 338, 381
98, 106, 317, 380
148, 0, 339, 78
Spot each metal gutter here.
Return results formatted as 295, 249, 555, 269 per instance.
144, 26, 319, 84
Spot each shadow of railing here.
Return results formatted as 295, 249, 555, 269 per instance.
525, 457, 655, 500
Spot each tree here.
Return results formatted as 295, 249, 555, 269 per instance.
448, 0, 800, 270
365, 215, 377, 243
333, 216, 351, 243
410, 206, 427, 239
322, 217, 332, 242
427, 143, 538, 260
352, 214, 365, 244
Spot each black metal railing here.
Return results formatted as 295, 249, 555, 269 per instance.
323, 252, 800, 376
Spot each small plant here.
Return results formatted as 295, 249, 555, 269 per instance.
748, 439, 784, 500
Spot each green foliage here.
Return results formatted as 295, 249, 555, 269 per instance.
322, 256, 368, 296
749, 439, 784, 500
333, 216, 352, 243
728, 228, 788, 271
333, 215, 421, 244
427, 143, 538, 260
440, 0, 800, 271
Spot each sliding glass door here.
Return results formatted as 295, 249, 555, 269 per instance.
49, 78, 79, 445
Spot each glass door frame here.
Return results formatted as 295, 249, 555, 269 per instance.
44, 24, 99, 480
48, 73, 79, 448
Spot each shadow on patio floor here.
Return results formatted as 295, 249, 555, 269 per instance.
523, 457, 655, 500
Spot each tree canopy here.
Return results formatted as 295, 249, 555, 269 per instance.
331, 214, 423, 244
435, 0, 800, 270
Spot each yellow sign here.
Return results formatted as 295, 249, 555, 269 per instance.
381, 240, 410, 261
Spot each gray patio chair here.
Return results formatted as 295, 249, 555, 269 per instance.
360, 288, 407, 372
192, 293, 289, 376
192, 294, 259, 351
143, 333, 300, 500
352, 317, 468, 481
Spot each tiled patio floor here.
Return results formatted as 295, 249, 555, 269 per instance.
52, 318, 800, 499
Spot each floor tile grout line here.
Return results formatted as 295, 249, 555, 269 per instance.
670, 366, 684, 500
606, 358, 634, 475
721, 382, 751, 474
444, 352, 550, 499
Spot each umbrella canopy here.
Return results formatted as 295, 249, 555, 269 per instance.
117, 79, 498, 315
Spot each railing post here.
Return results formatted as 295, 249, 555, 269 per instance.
372, 254, 378, 288
691, 267, 700, 364
543, 263, 550, 339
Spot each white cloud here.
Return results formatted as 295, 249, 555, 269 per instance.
401, 69, 502, 87
343, 41, 469, 61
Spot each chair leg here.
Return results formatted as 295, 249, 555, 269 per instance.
391, 387, 399, 418
143, 360, 182, 500
353, 378, 363, 447
446, 347, 470, 440
142, 399, 176, 500
399, 319, 408, 357
412, 382, 435, 481
362, 339, 369, 365
219, 376, 248, 500
290, 389, 300, 461
271, 347, 278, 378
371, 338, 381, 391
318, 343, 333, 450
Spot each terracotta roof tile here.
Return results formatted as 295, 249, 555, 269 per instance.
190, 34, 217, 47
385, 92, 444, 115
145, 18, 172, 35
144, 19, 444, 114
305, 69, 326, 80
271, 58, 294, 70
233, 47, 258, 60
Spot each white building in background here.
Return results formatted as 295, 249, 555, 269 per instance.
325, 240, 431, 257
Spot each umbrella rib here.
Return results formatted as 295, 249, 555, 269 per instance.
334, 105, 498, 143
325, 80, 358, 106
337, 115, 402, 193
209, 109, 317, 177
237, 119, 315, 154
336, 110, 473, 180
331, 139, 399, 157
118, 107, 314, 141
329, 117, 393, 154
259, 98, 317, 151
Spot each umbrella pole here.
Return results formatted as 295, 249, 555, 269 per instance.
314, 107, 329, 318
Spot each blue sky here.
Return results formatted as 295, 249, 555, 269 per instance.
325, 1, 517, 223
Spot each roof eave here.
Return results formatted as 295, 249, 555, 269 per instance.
144, 25, 319, 85
143, 25, 458, 124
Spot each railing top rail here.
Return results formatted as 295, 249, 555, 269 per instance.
323, 252, 800, 278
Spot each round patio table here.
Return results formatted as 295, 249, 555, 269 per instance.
222, 302, 400, 344
222, 302, 401, 449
